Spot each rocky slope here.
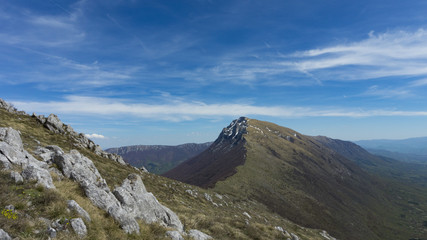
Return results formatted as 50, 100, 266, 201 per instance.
163, 117, 247, 188
106, 142, 212, 174
165, 117, 426, 240
0, 99, 338, 240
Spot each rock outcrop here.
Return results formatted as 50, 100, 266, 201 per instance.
0, 127, 55, 189
188, 229, 213, 240
113, 174, 183, 231
67, 200, 91, 222
0, 229, 12, 240
0, 98, 25, 115
33, 113, 126, 165
70, 218, 88, 238
42, 145, 183, 234
166, 231, 184, 240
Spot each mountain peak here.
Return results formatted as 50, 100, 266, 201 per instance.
221, 117, 247, 139
216, 117, 248, 146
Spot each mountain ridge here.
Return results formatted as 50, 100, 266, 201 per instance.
163, 117, 248, 188
106, 142, 212, 174
165, 117, 427, 240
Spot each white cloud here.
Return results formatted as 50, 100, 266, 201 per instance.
85, 133, 106, 139
180, 29, 427, 86
11, 95, 427, 121
288, 29, 427, 80
363, 85, 413, 98
410, 78, 427, 87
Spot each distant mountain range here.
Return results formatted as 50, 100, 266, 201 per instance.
355, 137, 427, 163
105, 142, 212, 174
163, 117, 427, 240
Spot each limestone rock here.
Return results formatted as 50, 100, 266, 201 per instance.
166, 230, 184, 240
0, 98, 17, 113
140, 166, 149, 172
47, 227, 57, 238
45, 114, 65, 134
0, 228, 12, 240
70, 218, 87, 238
21, 163, 55, 189
113, 174, 184, 232
67, 200, 91, 222
0, 127, 23, 149
0, 127, 54, 188
51, 148, 139, 233
188, 229, 212, 240
204, 193, 213, 202
10, 171, 23, 183
243, 212, 252, 219
290, 233, 300, 240
320, 230, 337, 240
34, 146, 64, 163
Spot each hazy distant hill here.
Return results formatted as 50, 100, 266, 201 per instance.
105, 142, 212, 174
355, 137, 427, 163
165, 117, 427, 240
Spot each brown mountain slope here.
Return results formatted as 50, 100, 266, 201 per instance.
163, 117, 247, 188
164, 117, 418, 240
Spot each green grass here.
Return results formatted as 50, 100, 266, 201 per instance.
213, 119, 427, 240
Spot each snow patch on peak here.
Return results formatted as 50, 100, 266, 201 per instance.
222, 117, 248, 141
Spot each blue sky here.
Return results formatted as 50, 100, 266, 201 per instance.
2, 0, 427, 148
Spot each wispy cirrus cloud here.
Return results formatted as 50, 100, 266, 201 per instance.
2, 47, 138, 89
182, 29, 427, 87
11, 95, 427, 122
363, 85, 413, 99
0, 2, 85, 48
288, 29, 427, 80
410, 78, 427, 87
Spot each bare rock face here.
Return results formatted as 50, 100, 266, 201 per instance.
47, 145, 184, 234
166, 231, 184, 240
10, 171, 23, 183
32, 111, 126, 166
113, 174, 184, 231
188, 229, 213, 240
70, 218, 87, 238
0, 228, 12, 240
50, 148, 140, 233
67, 200, 91, 222
45, 114, 65, 134
21, 164, 55, 189
0, 127, 55, 189
0, 98, 24, 115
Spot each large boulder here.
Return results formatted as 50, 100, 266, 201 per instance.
51, 149, 140, 233
0, 127, 54, 189
21, 163, 55, 189
0, 98, 17, 113
67, 200, 91, 222
44, 114, 65, 134
113, 174, 184, 231
166, 231, 184, 240
0, 127, 23, 149
70, 218, 87, 238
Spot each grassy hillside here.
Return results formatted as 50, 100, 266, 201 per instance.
0, 108, 333, 239
314, 136, 427, 238
212, 119, 424, 240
